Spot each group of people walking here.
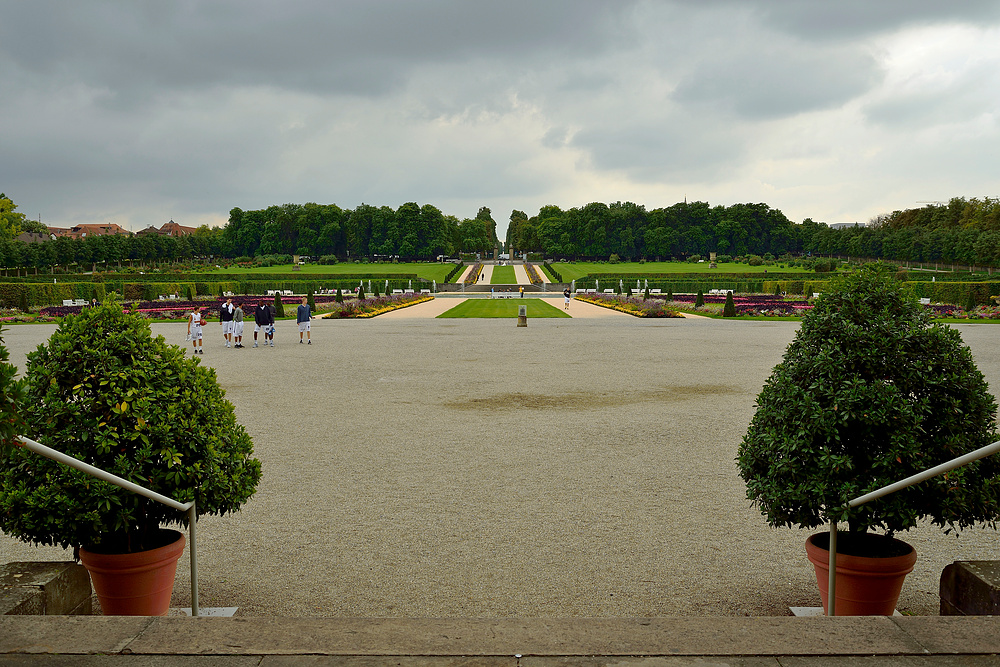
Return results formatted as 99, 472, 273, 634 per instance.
186, 296, 314, 354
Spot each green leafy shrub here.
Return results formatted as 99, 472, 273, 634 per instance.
695, 290, 704, 307
308, 290, 317, 311
738, 265, 1000, 535
273, 292, 285, 318
335, 288, 344, 304
0, 301, 261, 552
723, 291, 736, 317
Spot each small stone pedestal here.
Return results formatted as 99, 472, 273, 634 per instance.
940, 560, 1000, 615
1, 562, 92, 615
517, 304, 527, 327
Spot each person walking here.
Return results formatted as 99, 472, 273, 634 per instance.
219, 297, 234, 348
187, 308, 205, 355
297, 296, 314, 344
233, 302, 245, 348
563, 287, 571, 310
253, 299, 272, 347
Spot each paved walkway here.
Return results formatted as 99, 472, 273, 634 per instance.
479, 263, 494, 284
3, 615, 1000, 664
513, 263, 530, 284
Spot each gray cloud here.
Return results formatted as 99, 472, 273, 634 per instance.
1, 1, 999, 232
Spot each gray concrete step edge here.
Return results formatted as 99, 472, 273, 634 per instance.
3, 616, 1000, 657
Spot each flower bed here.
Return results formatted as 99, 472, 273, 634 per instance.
575, 293, 682, 318
318, 293, 433, 318
524, 263, 542, 285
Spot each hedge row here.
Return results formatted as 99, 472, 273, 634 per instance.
444, 263, 465, 282
18, 272, 421, 284
2, 278, 434, 308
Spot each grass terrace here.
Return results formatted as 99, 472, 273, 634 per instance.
552, 261, 823, 282
212, 262, 456, 282
490, 265, 516, 284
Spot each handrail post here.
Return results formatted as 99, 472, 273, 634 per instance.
188, 501, 199, 617
828, 521, 837, 616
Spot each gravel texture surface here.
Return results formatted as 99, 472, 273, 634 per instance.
2, 303, 1000, 617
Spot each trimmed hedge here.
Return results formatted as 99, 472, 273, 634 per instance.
444, 263, 465, 283
1, 278, 433, 308
18, 272, 420, 284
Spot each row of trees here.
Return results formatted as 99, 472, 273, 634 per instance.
3, 192, 1000, 270
224, 202, 499, 259
505, 201, 801, 259
802, 197, 1000, 266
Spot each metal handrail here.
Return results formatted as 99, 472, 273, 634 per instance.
14, 435, 199, 617
827, 438, 1000, 615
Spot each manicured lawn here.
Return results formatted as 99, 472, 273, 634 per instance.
490, 265, 516, 284
438, 299, 571, 318
212, 263, 455, 282
554, 262, 820, 282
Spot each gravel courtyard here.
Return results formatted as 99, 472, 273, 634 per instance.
3, 301, 1000, 617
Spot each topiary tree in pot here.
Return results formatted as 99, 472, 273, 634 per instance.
738, 264, 1000, 614
0, 300, 261, 614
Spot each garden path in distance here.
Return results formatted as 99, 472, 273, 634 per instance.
4, 316, 1000, 617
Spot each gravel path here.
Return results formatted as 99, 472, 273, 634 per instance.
3, 316, 1000, 617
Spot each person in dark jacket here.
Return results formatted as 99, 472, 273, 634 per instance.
253, 299, 274, 348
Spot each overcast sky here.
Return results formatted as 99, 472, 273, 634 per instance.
2, 1, 999, 236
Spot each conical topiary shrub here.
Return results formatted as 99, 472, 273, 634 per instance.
965, 291, 977, 313
186, 284, 195, 301
273, 292, 285, 318
723, 290, 737, 317
335, 288, 344, 304
307, 290, 316, 312
373, 283, 381, 297
773, 282, 782, 296
666, 289, 674, 302
695, 290, 704, 308
644, 287, 650, 299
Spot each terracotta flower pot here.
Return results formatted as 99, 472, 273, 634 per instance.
79, 529, 185, 616
805, 531, 916, 616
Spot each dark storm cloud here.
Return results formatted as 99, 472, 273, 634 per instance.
0, 0, 634, 101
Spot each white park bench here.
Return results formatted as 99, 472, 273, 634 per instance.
420, 289, 431, 294
73, 299, 88, 306
586, 289, 597, 294
62, 299, 74, 306
603, 289, 616, 294
404, 289, 414, 294
650, 289, 662, 294
919, 298, 931, 305
392, 289, 404, 295
812, 293, 821, 298
283, 290, 293, 296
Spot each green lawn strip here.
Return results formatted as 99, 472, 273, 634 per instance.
490, 266, 516, 284
212, 263, 455, 282
437, 299, 570, 318
555, 262, 820, 282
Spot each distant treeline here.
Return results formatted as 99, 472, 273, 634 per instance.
3, 195, 1000, 270
224, 203, 499, 259
802, 197, 1000, 266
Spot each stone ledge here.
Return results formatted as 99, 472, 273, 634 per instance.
0, 562, 92, 616
4, 616, 1000, 657
940, 560, 1000, 616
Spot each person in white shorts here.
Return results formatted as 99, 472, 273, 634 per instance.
232, 302, 245, 348
297, 296, 314, 344
187, 308, 205, 355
